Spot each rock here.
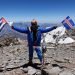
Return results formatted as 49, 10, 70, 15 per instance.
47, 67, 62, 75
0, 36, 21, 47
59, 70, 74, 75
0, 73, 4, 75
54, 58, 68, 63
69, 59, 75, 64
28, 66, 37, 75
20, 67, 28, 73
36, 70, 41, 75
0, 68, 4, 72
6, 64, 16, 69
5, 68, 25, 75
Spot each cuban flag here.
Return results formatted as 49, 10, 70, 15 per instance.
0, 17, 8, 31
62, 16, 75, 30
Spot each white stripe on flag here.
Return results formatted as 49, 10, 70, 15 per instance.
0, 23, 5, 29
0, 20, 2, 23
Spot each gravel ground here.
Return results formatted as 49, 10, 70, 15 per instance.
0, 29, 75, 75
0, 42, 75, 75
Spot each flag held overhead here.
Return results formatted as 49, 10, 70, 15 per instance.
62, 16, 75, 30
0, 17, 8, 31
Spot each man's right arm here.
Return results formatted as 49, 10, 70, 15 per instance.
10, 24, 28, 33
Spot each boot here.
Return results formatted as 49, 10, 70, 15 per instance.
28, 60, 33, 66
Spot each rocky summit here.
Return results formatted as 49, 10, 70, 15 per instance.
0, 29, 75, 75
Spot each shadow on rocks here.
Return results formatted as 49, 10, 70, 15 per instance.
22, 63, 41, 70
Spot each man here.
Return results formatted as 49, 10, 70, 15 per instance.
9, 19, 57, 64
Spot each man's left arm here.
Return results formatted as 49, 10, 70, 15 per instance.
40, 26, 57, 33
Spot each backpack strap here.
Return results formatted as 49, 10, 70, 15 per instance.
27, 26, 31, 32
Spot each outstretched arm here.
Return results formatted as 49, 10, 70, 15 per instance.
40, 26, 57, 33
9, 23, 28, 33
11, 25, 28, 33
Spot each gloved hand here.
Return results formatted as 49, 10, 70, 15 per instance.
8, 22, 13, 27
53, 26, 58, 29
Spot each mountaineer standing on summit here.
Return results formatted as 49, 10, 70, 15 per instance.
8, 19, 57, 65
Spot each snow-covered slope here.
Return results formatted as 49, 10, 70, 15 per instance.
41, 26, 75, 44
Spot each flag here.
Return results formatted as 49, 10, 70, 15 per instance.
0, 17, 8, 31
62, 16, 75, 30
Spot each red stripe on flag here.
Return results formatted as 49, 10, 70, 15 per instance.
63, 19, 73, 28
1, 17, 7, 24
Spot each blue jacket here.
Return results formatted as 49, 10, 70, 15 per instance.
12, 26, 56, 46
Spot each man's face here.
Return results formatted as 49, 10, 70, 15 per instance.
31, 22, 36, 26
31, 22, 38, 31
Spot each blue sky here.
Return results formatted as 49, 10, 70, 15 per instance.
0, 0, 75, 23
